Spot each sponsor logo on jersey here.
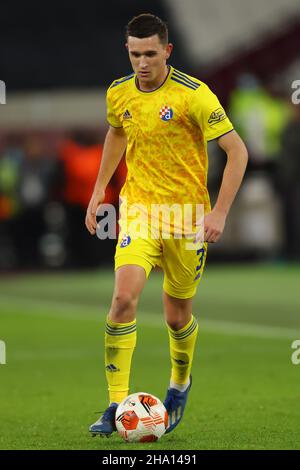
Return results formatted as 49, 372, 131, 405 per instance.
123, 109, 132, 120
159, 105, 174, 122
120, 235, 131, 247
208, 107, 226, 125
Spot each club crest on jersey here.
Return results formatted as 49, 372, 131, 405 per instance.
120, 235, 131, 248
159, 105, 173, 122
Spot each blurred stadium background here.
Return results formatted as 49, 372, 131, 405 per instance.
1, 0, 300, 450
1, 0, 300, 269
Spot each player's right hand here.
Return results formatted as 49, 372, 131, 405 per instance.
85, 189, 105, 235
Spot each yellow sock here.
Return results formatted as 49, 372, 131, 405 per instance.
167, 315, 199, 385
105, 317, 137, 404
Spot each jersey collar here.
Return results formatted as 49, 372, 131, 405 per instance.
134, 65, 172, 94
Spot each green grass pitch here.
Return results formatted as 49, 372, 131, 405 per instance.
0, 264, 300, 450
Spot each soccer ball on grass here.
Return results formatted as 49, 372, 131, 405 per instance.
115, 392, 168, 442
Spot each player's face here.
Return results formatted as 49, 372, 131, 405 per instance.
126, 35, 173, 88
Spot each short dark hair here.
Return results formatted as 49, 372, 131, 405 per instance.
126, 13, 168, 45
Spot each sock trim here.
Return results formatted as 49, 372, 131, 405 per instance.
106, 324, 136, 336
168, 316, 198, 340
107, 317, 136, 328
106, 318, 137, 336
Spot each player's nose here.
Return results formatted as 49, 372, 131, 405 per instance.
140, 57, 148, 69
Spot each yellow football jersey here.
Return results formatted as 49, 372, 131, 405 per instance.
106, 65, 233, 221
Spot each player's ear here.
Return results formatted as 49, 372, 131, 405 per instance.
125, 43, 128, 50
165, 43, 173, 60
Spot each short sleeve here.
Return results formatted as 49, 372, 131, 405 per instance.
189, 83, 234, 141
106, 89, 123, 128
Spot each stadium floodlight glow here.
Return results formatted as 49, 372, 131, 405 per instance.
0, 80, 6, 104
0, 340, 6, 365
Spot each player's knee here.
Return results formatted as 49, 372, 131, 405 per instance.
165, 312, 192, 331
110, 292, 137, 321
166, 318, 186, 331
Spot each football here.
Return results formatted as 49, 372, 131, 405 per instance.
115, 392, 168, 442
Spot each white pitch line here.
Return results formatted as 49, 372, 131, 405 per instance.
201, 318, 299, 339
139, 312, 300, 339
1, 294, 300, 340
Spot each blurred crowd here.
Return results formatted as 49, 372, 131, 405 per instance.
230, 74, 300, 260
1, 75, 300, 270
0, 130, 126, 270
209, 74, 300, 261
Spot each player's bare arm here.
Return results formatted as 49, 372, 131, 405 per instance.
85, 125, 127, 235
203, 130, 248, 243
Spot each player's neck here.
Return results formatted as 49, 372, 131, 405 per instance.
137, 65, 170, 92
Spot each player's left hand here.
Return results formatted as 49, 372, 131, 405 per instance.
203, 208, 226, 243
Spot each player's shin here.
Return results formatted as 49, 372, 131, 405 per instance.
105, 317, 137, 404
167, 315, 198, 389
